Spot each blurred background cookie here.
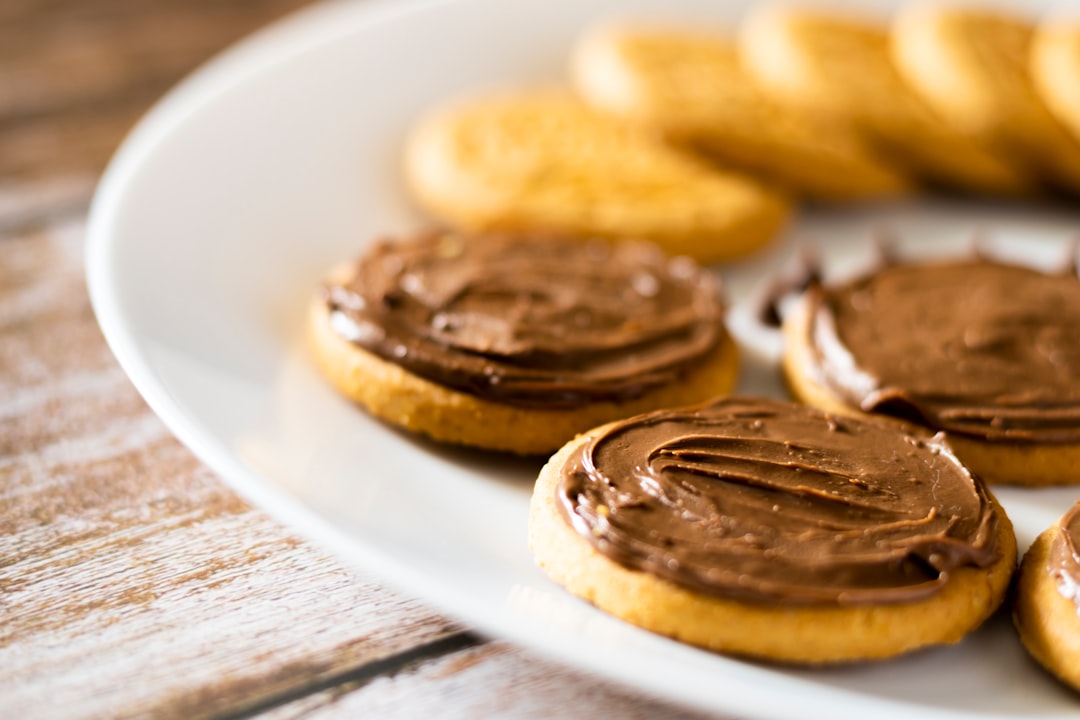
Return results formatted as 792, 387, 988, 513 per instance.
782, 256, 1080, 486
530, 396, 1016, 664
1032, 21, 1080, 151
309, 231, 740, 455
739, 4, 1031, 196
403, 90, 790, 265
892, 3, 1080, 194
1013, 503, 1080, 693
571, 25, 911, 202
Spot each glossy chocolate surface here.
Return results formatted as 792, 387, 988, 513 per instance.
324, 232, 725, 408
557, 397, 999, 604
805, 258, 1080, 442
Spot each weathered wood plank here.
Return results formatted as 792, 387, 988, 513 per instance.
257, 642, 718, 720
0, 211, 708, 720
0, 175, 97, 234
0, 0, 316, 180
0, 221, 465, 719
0, 1, 721, 717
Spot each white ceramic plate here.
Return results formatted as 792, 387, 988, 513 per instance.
86, 0, 1080, 717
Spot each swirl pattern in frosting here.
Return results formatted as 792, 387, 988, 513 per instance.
323, 232, 725, 408
805, 258, 1080, 442
557, 396, 999, 604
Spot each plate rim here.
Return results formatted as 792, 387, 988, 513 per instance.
82, 1, 1077, 718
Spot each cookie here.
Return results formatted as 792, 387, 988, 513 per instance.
739, 4, 1031, 196
570, 25, 910, 202
892, 4, 1080, 193
1032, 22, 1080, 149
403, 90, 789, 265
529, 396, 1016, 664
308, 231, 740, 455
782, 256, 1080, 486
1013, 503, 1080, 693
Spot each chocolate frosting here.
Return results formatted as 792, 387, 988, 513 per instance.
1051, 503, 1080, 608
557, 397, 999, 605
805, 258, 1080, 442
323, 232, 724, 408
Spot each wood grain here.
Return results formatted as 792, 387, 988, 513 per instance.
0, 0, 317, 180
260, 642, 715, 719
0, 1, 714, 717
0, 204, 706, 720
0, 218, 465, 719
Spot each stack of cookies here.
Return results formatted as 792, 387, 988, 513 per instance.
307, 1, 1080, 683
403, 1, 1080, 270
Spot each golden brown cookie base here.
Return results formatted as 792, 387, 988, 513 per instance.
892, 4, 1080, 193
738, 4, 1030, 197
528, 425, 1017, 665
403, 91, 790, 266
1033, 23, 1080, 149
1013, 525, 1080, 693
570, 26, 911, 203
307, 286, 740, 456
781, 295, 1080, 486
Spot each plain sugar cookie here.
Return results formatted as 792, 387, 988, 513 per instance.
1032, 22, 1080, 149
571, 25, 910, 202
892, 3, 1080, 193
739, 4, 1031, 196
309, 231, 740, 455
403, 90, 790, 265
529, 396, 1016, 664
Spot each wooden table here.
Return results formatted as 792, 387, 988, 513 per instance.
0, 2, 713, 717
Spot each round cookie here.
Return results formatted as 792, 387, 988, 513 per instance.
529, 396, 1016, 665
782, 257, 1080, 486
1032, 22, 1080, 148
1013, 504, 1080, 693
892, 3, 1080, 193
309, 231, 740, 455
403, 90, 789, 265
570, 25, 910, 202
738, 4, 1031, 196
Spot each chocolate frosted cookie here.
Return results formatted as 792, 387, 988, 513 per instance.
783, 257, 1080, 485
529, 396, 1016, 664
308, 231, 739, 454
1013, 503, 1080, 692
